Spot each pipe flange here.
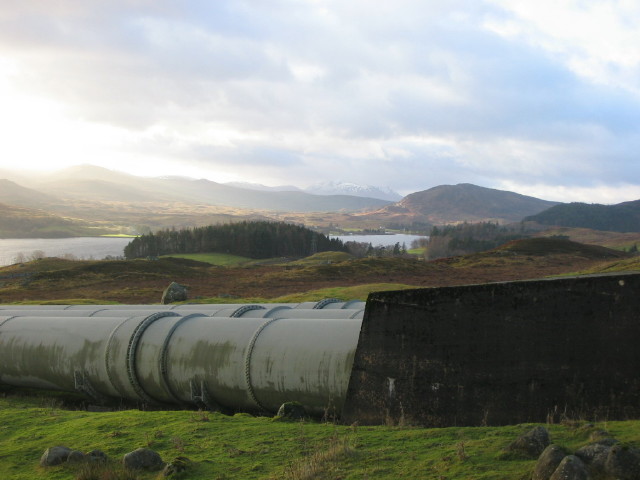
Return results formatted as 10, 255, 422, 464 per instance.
313, 298, 341, 309
231, 305, 266, 317
126, 312, 180, 405
0, 316, 17, 328
244, 317, 281, 411
159, 313, 205, 404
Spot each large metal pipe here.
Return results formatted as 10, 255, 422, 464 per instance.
0, 301, 364, 416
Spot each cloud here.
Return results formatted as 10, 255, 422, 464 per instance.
0, 0, 639, 203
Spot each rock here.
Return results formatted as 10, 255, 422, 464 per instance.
122, 448, 164, 471
40, 446, 72, 466
588, 429, 617, 445
533, 445, 569, 480
549, 455, 590, 480
604, 444, 640, 480
161, 282, 188, 304
67, 450, 85, 463
162, 456, 192, 477
575, 443, 610, 476
276, 401, 307, 420
88, 449, 108, 463
508, 426, 551, 458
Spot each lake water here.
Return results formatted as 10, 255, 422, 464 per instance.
0, 237, 132, 266
0, 233, 428, 266
330, 233, 427, 248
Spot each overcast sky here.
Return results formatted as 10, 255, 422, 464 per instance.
1, 1, 639, 203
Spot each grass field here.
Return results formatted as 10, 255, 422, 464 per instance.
162, 252, 253, 266
2, 392, 638, 479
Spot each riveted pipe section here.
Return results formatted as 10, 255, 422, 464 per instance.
0, 303, 365, 416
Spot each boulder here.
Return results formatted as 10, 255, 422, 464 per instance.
508, 426, 551, 458
162, 456, 192, 477
66, 450, 85, 463
161, 282, 188, 304
122, 448, 164, 471
88, 449, 108, 463
575, 443, 610, 476
276, 401, 307, 420
604, 445, 640, 480
40, 446, 72, 466
533, 445, 569, 480
549, 455, 590, 480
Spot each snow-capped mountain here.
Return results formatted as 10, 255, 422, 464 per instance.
304, 181, 402, 201
224, 181, 301, 192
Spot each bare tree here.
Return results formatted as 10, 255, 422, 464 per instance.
29, 250, 46, 261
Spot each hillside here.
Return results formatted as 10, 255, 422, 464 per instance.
368, 183, 559, 224
29, 165, 391, 213
0, 237, 635, 304
0, 202, 108, 238
524, 199, 640, 232
0, 179, 60, 209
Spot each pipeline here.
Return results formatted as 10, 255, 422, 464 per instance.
0, 300, 364, 416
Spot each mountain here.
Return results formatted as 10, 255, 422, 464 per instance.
524, 200, 640, 232
224, 181, 301, 192
0, 202, 102, 238
0, 179, 60, 209
369, 183, 560, 224
26, 165, 392, 212
304, 181, 402, 201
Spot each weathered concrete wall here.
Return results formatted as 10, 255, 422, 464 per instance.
343, 273, 640, 427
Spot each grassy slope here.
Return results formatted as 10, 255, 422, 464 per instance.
162, 252, 253, 266
1, 239, 638, 304
1, 240, 640, 477
3, 394, 638, 480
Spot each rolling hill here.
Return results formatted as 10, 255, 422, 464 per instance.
524, 200, 640, 232
0, 202, 107, 238
367, 183, 559, 224
29, 165, 392, 212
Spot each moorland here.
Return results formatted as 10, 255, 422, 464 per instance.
2, 165, 640, 479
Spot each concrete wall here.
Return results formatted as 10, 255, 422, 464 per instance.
342, 273, 640, 427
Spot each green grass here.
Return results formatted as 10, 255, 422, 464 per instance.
1, 393, 638, 479
271, 283, 420, 302
182, 283, 421, 305
162, 253, 253, 266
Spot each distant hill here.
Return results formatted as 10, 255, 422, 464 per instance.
0, 202, 102, 238
369, 183, 559, 224
0, 179, 60, 209
304, 181, 402, 201
495, 237, 629, 259
524, 200, 640, 233
30, 165, 391, 212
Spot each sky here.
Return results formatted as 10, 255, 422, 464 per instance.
0, 1, 639, 204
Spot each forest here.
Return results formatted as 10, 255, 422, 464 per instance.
426, 222, 528, 259
123, 221, 346, 259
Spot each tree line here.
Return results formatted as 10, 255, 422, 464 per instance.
426, 222, 527, 259
123, 221, 346, 259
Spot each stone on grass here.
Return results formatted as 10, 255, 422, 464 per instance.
549, 455, 589, 480
508, 426, 551, 458
604, 445, 640, 480
88, 449, 108, 463
162, 456, 192, 477
122, 448, 164, 471
66, 450, 85, 463
533, 445, 568, 480
276, 401, 307, 420
575, 443, 610, 476
161, 282, 188, 304
40, 446, 72, 466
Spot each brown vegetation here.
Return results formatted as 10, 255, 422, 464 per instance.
0, 238, 636, 304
